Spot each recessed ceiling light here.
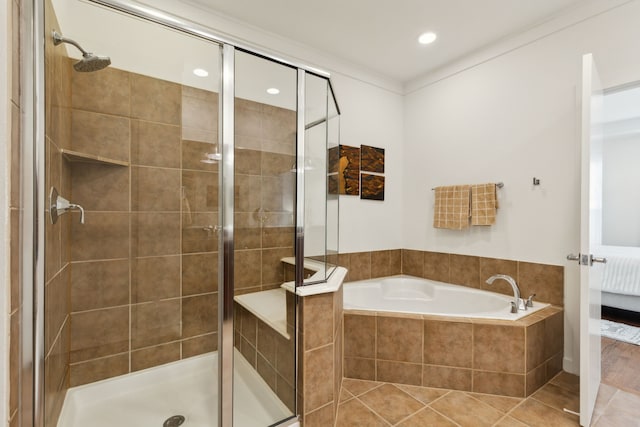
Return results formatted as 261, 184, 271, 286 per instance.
266, 87, 280, 95
418, 32, 437, 45
193, 68, 209, 77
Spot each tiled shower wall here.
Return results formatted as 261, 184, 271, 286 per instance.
43, 2, 73, 426
8, 0, 23, 426
54, 62, 296, 389
338, 249, 564, 306
233, 97, 296, 295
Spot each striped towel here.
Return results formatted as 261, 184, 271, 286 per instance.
433, 185, 471, 230
602, 256, 640, 296
471, 183, 498, 226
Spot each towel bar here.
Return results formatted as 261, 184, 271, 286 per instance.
431, 182, 504, 190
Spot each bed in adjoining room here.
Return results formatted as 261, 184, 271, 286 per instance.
602, 256, 640, 316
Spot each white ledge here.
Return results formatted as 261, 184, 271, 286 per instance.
234, 289, 289, 339
281, 266, 348, 297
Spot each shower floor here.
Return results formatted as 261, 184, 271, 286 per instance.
57, 349, 294, 427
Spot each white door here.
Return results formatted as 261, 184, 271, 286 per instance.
578, 53, 606, 427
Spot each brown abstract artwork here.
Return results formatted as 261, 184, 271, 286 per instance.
338, 145, 360, 195
361, 173, 385, 201
361, 145, 385, 173
328, 146, 340, 174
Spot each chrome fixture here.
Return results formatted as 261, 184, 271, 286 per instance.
201, 144, 221, 164
486, 274, 526, 312
49, 187, 85, 224
52, 30, 111, 72
163, 415, 186, 427
567, 252, 607, 266
526, 293, 536, 308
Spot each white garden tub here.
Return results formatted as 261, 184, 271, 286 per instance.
344, 275, 548, 320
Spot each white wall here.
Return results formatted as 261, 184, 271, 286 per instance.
403, 1, 640, 373
139, 0, 406, 254
332, 73, 405, 253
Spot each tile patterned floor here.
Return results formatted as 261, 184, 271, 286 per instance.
336, 371, 640, 426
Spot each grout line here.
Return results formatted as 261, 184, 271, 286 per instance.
526, 395, 578, 420
428, 405, 463, 427
392, 406, 429, 426
352, 395, 393, 426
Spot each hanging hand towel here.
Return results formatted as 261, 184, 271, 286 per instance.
433, 185, 471, 230
471, 183, 498, 226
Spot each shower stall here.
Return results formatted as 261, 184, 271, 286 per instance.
33, 0, 340, 425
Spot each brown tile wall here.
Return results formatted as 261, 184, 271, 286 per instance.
298, 286, 343, 427
233, 97, 296, 296
337, 249, 564, 306
338, 248, 564, 399
63, 62, 296, 388
9, 0, 23, 425
234, 299, 296, 412
43, 3, 73, 426
344, 307, 564, 398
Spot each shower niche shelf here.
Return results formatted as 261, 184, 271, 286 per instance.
61, 149, 129, 167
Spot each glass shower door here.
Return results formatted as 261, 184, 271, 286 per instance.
231, 50, 298, 426
43, 1, 222, 425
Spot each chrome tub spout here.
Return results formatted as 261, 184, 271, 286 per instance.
486, 274, 526, 312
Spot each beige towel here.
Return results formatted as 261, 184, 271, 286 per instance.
471, 183, 498, 226
433, 185, 471, 230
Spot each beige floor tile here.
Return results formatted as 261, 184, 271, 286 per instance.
336, 398, 388, 427
430, 391, 503, 427
531, 383, 579, 413
340, 387, 354, 403
342, 378, 381, 396
493, 415, 529, 427
396, 407, 458, 427
396, 384, 449, 405
549, 371, 580, 394
467, 392, 522, 413
359, 384, 425, 425
509, 398, 579, 427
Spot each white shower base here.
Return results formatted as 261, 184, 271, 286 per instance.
58, 349, 294, 427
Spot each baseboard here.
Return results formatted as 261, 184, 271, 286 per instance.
563, 356, 578, 375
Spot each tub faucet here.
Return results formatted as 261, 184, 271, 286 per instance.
485, 274, 526, 312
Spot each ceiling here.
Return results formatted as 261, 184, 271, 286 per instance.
188, 0, 586, 83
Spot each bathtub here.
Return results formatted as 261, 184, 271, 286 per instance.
344, 275, 548, 320
343, 275, 563, 397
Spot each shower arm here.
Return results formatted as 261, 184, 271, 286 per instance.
52, 31, 90, 56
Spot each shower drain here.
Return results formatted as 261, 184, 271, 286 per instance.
163, 415, 186, 427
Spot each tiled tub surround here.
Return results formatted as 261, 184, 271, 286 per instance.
343, 306, 564, 398
338, 249, 564, 307
298, 285, 344, 427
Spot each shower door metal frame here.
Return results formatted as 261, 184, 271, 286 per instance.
219, 43, 235, 427
28, 0, 337, 426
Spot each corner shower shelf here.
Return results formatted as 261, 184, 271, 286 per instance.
61, 149, 129, 167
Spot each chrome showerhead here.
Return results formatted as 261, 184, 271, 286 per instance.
73, 53, 111, 72
52, 30, 111, 72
